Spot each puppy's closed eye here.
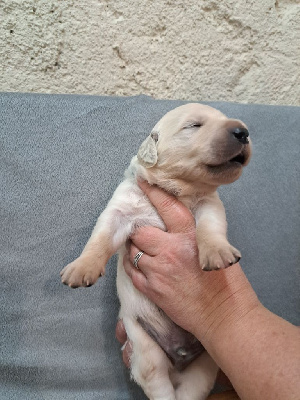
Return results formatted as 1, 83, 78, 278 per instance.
183, 122, 202, 129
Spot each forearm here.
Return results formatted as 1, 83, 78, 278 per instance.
192, 265, 300, 400
212, 307, 300, 400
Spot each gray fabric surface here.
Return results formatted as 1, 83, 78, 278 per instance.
1, 93, 299, 400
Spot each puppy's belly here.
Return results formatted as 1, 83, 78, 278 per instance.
117, 252, 204, 371
137, 317, 204, 371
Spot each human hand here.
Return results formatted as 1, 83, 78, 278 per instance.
124, 180, 203, 334
115, 319, 132, 368
123, 180, 253, 338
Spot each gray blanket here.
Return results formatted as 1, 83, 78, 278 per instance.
1, 93, 299, 399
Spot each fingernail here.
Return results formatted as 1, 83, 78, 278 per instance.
128, 341, 133, 353
123, 339, 133, 353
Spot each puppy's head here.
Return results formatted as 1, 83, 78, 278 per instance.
137, 103, 252, 188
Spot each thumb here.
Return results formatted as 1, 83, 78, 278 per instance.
138, 179, 195, 233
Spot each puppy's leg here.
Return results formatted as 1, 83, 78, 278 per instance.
124, 318, 177, 400
171, 351, 218, 400
196, 193, 241, 271
61, 206, 133, 288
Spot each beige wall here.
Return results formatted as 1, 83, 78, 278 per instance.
1, 0, 299, 105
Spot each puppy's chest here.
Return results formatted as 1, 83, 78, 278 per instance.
130, 193, 201, 231
132, 195, 166, 231
113, 178, 203, 234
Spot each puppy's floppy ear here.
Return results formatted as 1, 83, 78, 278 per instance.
137, 131, 159, 168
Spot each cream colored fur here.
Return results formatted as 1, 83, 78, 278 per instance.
60, 103, 252, 400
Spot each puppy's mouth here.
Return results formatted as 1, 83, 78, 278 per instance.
207, 149, 248, 170
228, 152, 246, 165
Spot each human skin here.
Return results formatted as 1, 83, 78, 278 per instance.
118, 180, 300, 400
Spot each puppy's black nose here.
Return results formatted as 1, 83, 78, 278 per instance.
231, 127, 249, 144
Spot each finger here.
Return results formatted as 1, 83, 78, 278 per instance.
123, 253, 149, 295
130, 226, 166, 256
122, 340, 132, 368
116, 320, 127, 345
130, 242, 153, 273
138, 179, 195, 233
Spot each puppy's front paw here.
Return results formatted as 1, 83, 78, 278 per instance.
199, 242, 241, 271
60, 256, 105, 288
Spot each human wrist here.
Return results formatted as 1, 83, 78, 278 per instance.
190, 264, 261, 343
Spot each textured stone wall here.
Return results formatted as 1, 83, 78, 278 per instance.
1, 0, 299, 105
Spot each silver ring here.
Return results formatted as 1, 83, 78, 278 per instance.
133, 251, 144, 269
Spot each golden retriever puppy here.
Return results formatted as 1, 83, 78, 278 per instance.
60, 103, 252, 400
